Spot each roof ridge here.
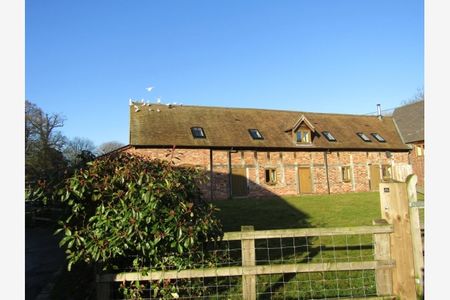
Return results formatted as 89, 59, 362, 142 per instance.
140, 103, 387, 118
395, 100, 424, 110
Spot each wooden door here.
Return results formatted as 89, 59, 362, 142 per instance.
298, 167, 312, 194
231, 167, 248, 197
370, 164, 381, 191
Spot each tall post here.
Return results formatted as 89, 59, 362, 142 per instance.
241, 225, 256, 300
372, 219, 393, 296
406, 174, 424, 294
379, 181, 417, 300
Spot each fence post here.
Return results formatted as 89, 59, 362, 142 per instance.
372, 219, 393, 296
241, 225, 256, 300
379, 181, 417, 300
406, 174, 424, 295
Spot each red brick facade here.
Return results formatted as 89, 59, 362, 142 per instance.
409, 142, 424, 189
125, 147, 409, 200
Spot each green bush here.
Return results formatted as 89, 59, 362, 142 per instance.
56, 152, 223, 298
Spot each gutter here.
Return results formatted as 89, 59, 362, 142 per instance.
131, 144, 410, 152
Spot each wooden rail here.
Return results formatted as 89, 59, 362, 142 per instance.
222, 224, 393, 241
97, 223, 395, 300
97, 260, 395, 282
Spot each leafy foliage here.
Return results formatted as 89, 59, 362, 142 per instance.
56, 152, 223, 298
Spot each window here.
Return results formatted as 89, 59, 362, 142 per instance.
296, 130, 311, 143
322, 131, 336, 142
356, 132, 371, 142
415, 145, 423, 157
382, 165, 392, 181
191, 127, 206, 139
265, 168, 277, 184
248, 129, 264, 140
371, 133, 386, 142
342, 166, 352, 182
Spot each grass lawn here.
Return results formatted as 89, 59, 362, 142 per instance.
213, 192, 382, 232
210, 191, 424, 299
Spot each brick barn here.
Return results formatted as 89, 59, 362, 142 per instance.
392, 100, 424, 191
123, 103, 411, 200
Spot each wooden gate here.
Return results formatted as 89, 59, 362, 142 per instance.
379, 174, 423, 299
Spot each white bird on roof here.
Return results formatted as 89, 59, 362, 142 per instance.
146, 86, 153, 92
156, 108, 161, 112
149, 108, 153, 111
129, 98, 133, 106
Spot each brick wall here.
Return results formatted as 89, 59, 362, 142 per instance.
126, 147, 409, 200
409, 142, 425, 188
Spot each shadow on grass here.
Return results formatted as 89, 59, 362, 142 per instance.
206, 174, 320, 298
208, 175, 379, 299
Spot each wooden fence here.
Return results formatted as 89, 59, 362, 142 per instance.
96, 174, 423, 300
97, 224, 397, 299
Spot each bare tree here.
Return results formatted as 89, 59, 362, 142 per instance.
96, 141, 126, 155
25, 100, 68, 190
25, 100, 67, 154
401, 88, 424, 105
63, 137, 96, 166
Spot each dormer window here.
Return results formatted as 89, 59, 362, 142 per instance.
248, 129, 264, 140
322, 131, 336, 142
288, 114, 315, 145
296, 130, 311, 143
371, 133, 386, 142
356, 132, 371, 142
191, 127, 206, 139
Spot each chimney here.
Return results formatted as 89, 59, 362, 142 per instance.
376, 104, 382, 120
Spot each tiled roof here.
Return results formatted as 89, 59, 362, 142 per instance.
130, 104, 410, 151
393, 101, 424, 143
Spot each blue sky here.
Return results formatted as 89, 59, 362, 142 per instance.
25, 0, 423, 147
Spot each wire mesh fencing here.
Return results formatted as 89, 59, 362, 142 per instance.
97, 224, 394, 300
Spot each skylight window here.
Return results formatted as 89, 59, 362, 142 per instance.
248, 129, 264, 140
356, 132, 371, 142
191, 127, 206, 139
371, 133, 386, 142
322, 131, 336, 142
